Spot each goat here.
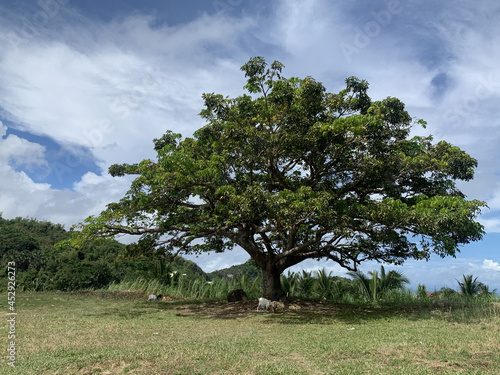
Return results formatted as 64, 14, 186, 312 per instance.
270, 301, 285, 313
257, 297, 271, 312
148, 294, 163, 301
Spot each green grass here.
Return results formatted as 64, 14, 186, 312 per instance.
1, 291, 499, 374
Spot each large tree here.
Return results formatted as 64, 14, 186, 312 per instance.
73, 57, 485, 297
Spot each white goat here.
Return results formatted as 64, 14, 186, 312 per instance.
148, 294, 163, 301
257, 297, 271, 312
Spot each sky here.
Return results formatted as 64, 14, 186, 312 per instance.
1, 0, 499, 292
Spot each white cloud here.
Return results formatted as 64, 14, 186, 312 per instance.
465, 259, 500, 290
0, 166, 131, 229
0, 124, 131, 229
0, 10, 255, 169
0, 7, 257, 229
0, 122, 48, 173
480, 259, 500, 273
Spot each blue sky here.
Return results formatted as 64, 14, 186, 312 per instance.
1, 0, 499, 291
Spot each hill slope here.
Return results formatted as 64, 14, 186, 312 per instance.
208, 258, 262, 280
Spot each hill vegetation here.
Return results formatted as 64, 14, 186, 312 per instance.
207, 258, 262, 280
0, 215, 207, 291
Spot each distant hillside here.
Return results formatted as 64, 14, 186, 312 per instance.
0, 215, 263, 291
208, 258, 262, 280
168, 256, 207, 279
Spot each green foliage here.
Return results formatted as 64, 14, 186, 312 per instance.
73, 57, 485, 296
2, 215, 497, 307
0, 216, 209, 292
457, 274, 484, 297
297, 270, 316, 297
313, 268, 334, 299
52, 261, 114, 291
417, 284, 428, 299
3, 217, 496, 304
456, 274, 496, 299
279, 269, 360, 302
348, 265, 410, 302
348, 270, 375, 301
280, 271, 298, 297
478, 284, 497, 299
0, 215, 69, 272
105, 264, 499, 307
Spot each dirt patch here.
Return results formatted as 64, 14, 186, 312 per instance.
167, 299, 459, 321
171, 298, 359, 319
174, 299, 261, 318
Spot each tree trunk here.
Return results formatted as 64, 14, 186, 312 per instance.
262, 263, 282, 299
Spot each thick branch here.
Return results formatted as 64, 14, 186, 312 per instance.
259, 232, 275, 254
275, 229, 326, 261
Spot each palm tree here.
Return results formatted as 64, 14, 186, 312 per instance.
348, 266, 410, 302
378, 266, 410, 297
456, 274, 484, 297
314, 269, 334, 299
348, 269, 377, 301
281, 272, 298, 297
478, 284, 497, 299
297, 270, 315, 298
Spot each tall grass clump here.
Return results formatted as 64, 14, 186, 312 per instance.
279, 269, 360, 303
107, 273, 263, 301
416, 284, 428, 299
108, 278, 164, 294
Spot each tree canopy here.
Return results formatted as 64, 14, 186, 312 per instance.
73, 57, 486, 296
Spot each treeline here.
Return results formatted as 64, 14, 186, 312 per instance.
0, 216, 205, 291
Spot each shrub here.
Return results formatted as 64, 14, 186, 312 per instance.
53, 262, 115, 291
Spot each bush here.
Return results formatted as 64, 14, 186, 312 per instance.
53, 262, 115, 291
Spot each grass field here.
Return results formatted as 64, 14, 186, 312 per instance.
1, 291, 499, 374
